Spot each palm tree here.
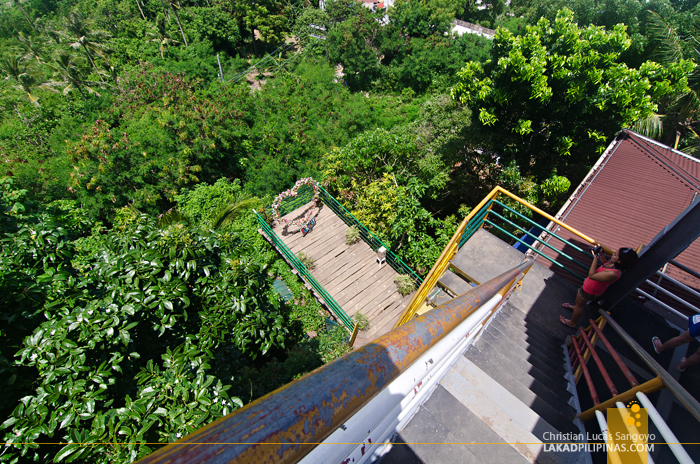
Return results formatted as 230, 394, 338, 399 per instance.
17, 32, 46, 63
147, 14, 180, 59
47, 53, 101, 99
135, 0, 147, 20
633, 11, 700, 153
0, 54, 44, 106
214, 193, 261, 229
157, 209, 188, 227
63, 12, 111, 82
11, 0, 36, 31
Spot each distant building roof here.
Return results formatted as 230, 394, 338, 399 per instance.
538, 129, 700, 313
452, 19, 495, 39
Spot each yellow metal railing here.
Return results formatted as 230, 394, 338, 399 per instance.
394, 186, 612, 327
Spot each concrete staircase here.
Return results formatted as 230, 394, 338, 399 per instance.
379, 229, 594, 464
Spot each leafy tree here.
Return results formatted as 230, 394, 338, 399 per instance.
388, 0, 463, 38
66, 66, 252, 220
221, 0, 288, 46
0, 186, 290, 462
323, 0, 361, 24
633, 10, 700, 152
379, 32, 492, 92
292, 7, 330, 47
452, 9, 694, 181
327, 8, 382, 89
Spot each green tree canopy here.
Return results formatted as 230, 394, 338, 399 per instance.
0, 180, 289, 462
452, 9, 694, 181
388, 0, 463, 38
327, 8, 382, 90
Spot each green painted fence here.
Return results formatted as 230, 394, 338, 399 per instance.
458, 199, 593, 282
255, 210, 354, 331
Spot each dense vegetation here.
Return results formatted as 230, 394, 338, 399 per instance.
1, 0, 698, 461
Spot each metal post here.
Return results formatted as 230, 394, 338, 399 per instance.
599, 197, 700, 312
571, 336, 600, 405
216, 54, 224, 83
578, 328, 618, 396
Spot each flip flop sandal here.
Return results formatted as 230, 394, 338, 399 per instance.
559, 315, 576, 328
652, 336, 662, 354
678, 357, 687, 373
562, 303, 575, 311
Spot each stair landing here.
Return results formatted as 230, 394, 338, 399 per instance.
380, 229, 592, 464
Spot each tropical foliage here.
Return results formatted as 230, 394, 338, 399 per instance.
452, 9, 694, 181
0, 0, 697, 461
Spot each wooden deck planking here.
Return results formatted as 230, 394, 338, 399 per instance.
313, 243, 372, 273
270, 201, 415, 345
286, 221, 346, 254
319, 248, 376, 288
334, 264, 396, 307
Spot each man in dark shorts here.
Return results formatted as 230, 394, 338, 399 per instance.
652, 314, 700, 372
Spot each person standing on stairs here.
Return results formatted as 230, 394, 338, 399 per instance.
560, 247, 639, 328
652, 314, 700, 372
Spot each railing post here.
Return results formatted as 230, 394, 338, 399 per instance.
394, 188, 502, 327
598, 309, 700, 423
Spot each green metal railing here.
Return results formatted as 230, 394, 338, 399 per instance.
458, 199, 594, 282
262, 185, 422, 287
318, 187, 422, 287
255, 210, 354, 331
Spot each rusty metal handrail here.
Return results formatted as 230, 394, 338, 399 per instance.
587, 318, 638, 388
570, 316, 607, 382
570, 335, 600, 405
136, 261, 534, 464
597, 309, 700, 423
578, 327, 618, 397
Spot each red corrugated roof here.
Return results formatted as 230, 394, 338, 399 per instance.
539, 130, 700, 312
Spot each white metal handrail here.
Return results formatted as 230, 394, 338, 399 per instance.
636, 392, 694, 464
615, 402, 655, 464
595, 411, 623, 464
635, 268, 700, 319
634, 288, 690, 320
643, 279, 699, 313
652, 270, 700, 302
300, 293, 504, 464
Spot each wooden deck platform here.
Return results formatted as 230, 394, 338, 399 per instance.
270, 201, 415, 345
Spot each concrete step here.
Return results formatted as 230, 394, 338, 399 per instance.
437, 269, 474, 296
492, 311, 570, 367
451, 228, 524, 288
464, 347, 580, 436
498, 304, 562, 335
489, 317, 565, 360
384, 384, 529, 464
443, 356, 590, 464
485, 321, 569, 373
478, 330, 568, 389
498, 305, 568, 344
470, 337, 576, 417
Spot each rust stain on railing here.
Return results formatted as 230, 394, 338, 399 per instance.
135, 262, 532, 464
